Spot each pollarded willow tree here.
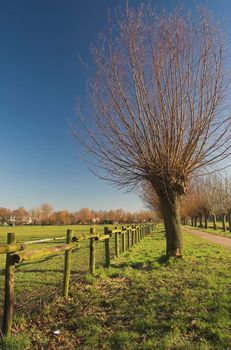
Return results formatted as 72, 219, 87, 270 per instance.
76, 4, 231, 257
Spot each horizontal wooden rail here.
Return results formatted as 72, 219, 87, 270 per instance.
75, 233, 99, 241
11, 242, 78, 263
24, 236, 67, 245
95, 234, 111, 242
110, 229, 119, 234
0, 243, 26, 254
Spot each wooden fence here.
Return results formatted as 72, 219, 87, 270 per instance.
0, 223, 155, 337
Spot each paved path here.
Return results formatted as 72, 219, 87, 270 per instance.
185, 227, 231, 249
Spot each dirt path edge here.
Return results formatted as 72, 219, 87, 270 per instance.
184, 227, 231, 249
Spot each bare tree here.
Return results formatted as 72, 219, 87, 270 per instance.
213, 175, 231, 231
140, 182, 162, 220
202, 175, 222, 230
180, 184, 199, 226
41, 203, 54, 225
75, 4, 231, 257
30, 207, 42, 225
12, 207, 29, 225
0, 208, 11, 225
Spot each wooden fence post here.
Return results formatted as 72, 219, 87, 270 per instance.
104, 227, 110, 267
89, 228, 96, 275
63, 229, 73, 299
136, 226, 139, 243
2, 233, 16, 336
127, 226, 130, 249
122, 226, 126, 253
115, 227, 120, 258
131, 226, 135, 246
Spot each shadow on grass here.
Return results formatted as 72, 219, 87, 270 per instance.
110, 254, 170, 271
15, 280, 58, 286
157, 254, 170, 264
15, 268, 84, 275
15, 268, 64, 274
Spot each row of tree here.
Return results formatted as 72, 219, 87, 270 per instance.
0, 203, 155, 226
141, 174, 231, 232
181, 175, 231, 231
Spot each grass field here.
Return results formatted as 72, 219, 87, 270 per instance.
1, 226, 231, 350
0, 224, 108, 243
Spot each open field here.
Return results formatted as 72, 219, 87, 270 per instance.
1, 227, 230, 350
0, 225, 109, 243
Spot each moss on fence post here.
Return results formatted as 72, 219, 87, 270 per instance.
127, 226, 130, 249
122, 226, 126, 252
115, 227, 120, 258
89, 228, 96, 275
104, 227, 110, 267
63, 229, 73, 299
136, 226, 138, 244
2, 232, 16, 337
131, 227, 135, 246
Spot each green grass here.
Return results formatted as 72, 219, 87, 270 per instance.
6, 227, 231, 350
186, 224, 231, 238
0, 224, 109, 243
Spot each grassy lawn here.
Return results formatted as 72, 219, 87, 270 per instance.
186, 224, 231, 239
2, 227, 230, 350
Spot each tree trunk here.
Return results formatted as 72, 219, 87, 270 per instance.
228, 213, 231, 233
212, 214, 217, 230
158, 192, 182, 257
222, 214, 226, 232
204, 215, 209, 229
182, 218, 186, 225
191, 217, 194, 227
199, 215, 203, 228
194, 217, 198, 227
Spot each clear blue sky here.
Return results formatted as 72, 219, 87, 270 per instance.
0, 0, 230, 212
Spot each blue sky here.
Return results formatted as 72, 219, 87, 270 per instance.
0, 0, 231, 212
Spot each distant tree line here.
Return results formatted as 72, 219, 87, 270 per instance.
0, 203, 155, 226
